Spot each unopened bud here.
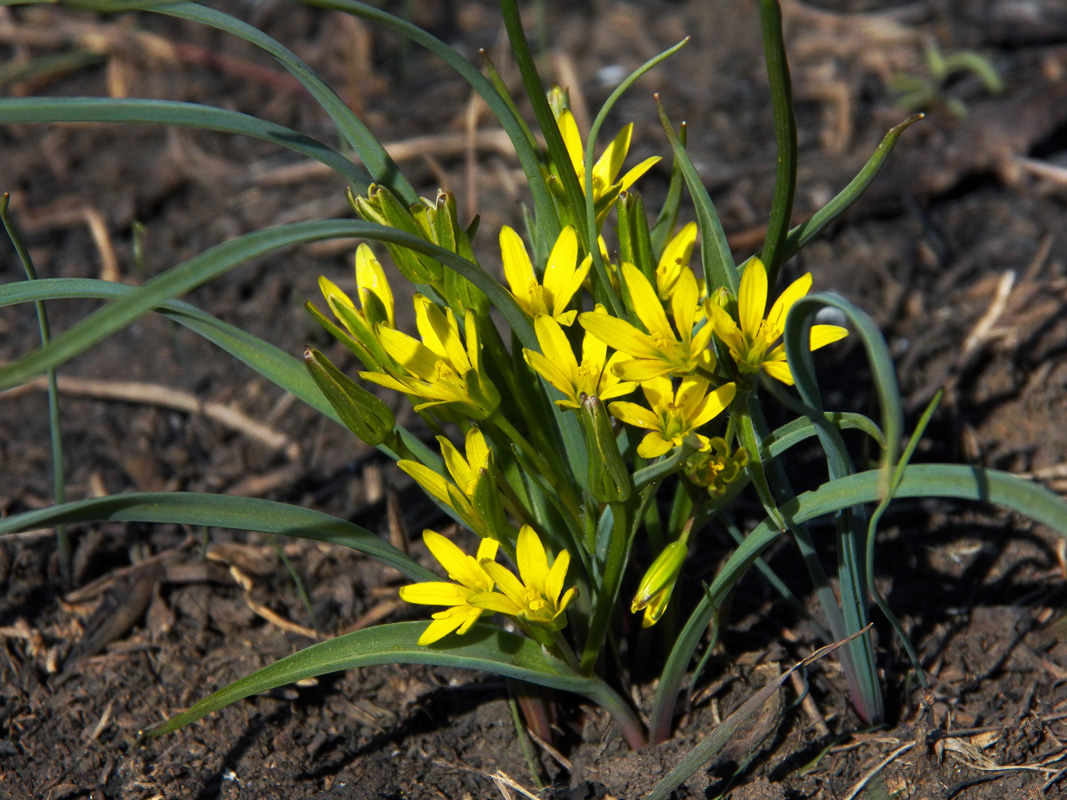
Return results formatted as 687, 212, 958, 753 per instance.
304, 348, 395, 446
631, 538, 687, 627
579, 394, 632, 503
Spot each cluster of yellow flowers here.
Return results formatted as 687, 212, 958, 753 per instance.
311, 107, 847, 647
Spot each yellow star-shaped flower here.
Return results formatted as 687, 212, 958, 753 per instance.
579, 262, 714, 381
608, 375, 736, 459
399, 530, 500, 645
704, 258, 848, 386
523, 310, 637, 410
469, 526, 577, 634
501, 225, 590, 326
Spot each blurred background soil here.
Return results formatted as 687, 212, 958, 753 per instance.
2, 1, 1067, 797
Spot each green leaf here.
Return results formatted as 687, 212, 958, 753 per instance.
0, 493, 435, 582
651, 462, 1067, 740
303, 0, 558, 240
142, 622, 593, 736
0, 220, 536, 391
757, 0, 797, 286
782, 114, 923, 261
655, 99, 737, 294
152, 1, 416, 204
0, 97, 370, 189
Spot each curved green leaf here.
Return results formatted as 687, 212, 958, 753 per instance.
782, 114, 923, 261
0, 219, 535, 391
0, 97, 370, 189
299, 0, 558, 238
142, 622, 592, 736
147, 0, 416, 203
757, 0, 797, 285
652, 462, 1067, 737
655, 99, 737, 293
0, 492, 435, 582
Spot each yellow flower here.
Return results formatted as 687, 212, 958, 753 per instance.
705, 258, 848, 386
608, 375, 736, 459
470, 526, 577, 634
362, 295, 500, 419
655, 222, 698, 301
685, 436, 749, 497
501, 225, 590, 325
398, 427, 506, 542
317, 243, 396, 369
523, 310, 637, 410
631, 538, 687, 628
579, 262, 714, 381
399, 530, 500, 645
557, 110, 660, 223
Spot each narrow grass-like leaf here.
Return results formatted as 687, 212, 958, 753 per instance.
0, 493, 435, 582
499, 0, 582, 243
782, 114, 923, 261
302, 0, 559, 240
142, 621, 645, 747
655, 99, 737, 293
651, 462, 1067, 741
0, 97, 370, 189
1, 195, 69, 584
646, 633, 861, 800
0, 220, 536, 391
581, 37, 688, 317
783, 293, 897, 724
757, 0, 797, 286
144, 0, 415, 203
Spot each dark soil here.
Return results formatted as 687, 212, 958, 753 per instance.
3, 1, 1067, 798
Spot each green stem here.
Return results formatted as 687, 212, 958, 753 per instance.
1, 194, 69, 587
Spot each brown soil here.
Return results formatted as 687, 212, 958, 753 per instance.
3, 1, 1067, 798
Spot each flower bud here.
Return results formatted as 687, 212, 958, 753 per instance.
350, 184, 443, 287
304, 348, 395, 446
685, 436, 748, 498
578, 394, 633, 503
631, 538, 687, 628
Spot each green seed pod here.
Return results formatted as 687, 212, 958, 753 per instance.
579, 394, 633, 503
631, 538, 687, 628
304, 348, 395, 446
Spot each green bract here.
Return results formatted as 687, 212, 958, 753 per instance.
2, 1, 1066, 793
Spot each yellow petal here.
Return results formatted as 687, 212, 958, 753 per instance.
691, 382, 736, 427
809, 324, 849, 351
545, 549, 570, 604
659, 222, 698, 272
355, 243, 395, 327
670, 268, 699, 342
557, 110, 585, 183
479, 561, 527, 606
762, 358, 794, 385
399, 581, 473, 606
524, 349, 577, 404
765, 272, 813, 341
637, 432, 674, 459
517, 526, 549, 591
640, 375, 674, 413
418, 607, 471, 644
608, 400, 660, 431
500, 225, 536, 308
738, 258, 769, 337
467, 591, 521, 616
622, 262, 673, 340
579, 312, 662, 360
542, 226, 579, 312
375, 328, 439, 379
611, 357, 673, 383
617, 156, 660, 193
465, 427, 491, 473
593, 123, 633, 190
397, 462, 453, 507
423, 530, 487, 590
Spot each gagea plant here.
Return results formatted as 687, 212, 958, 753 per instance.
3, 0, 1067, 794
